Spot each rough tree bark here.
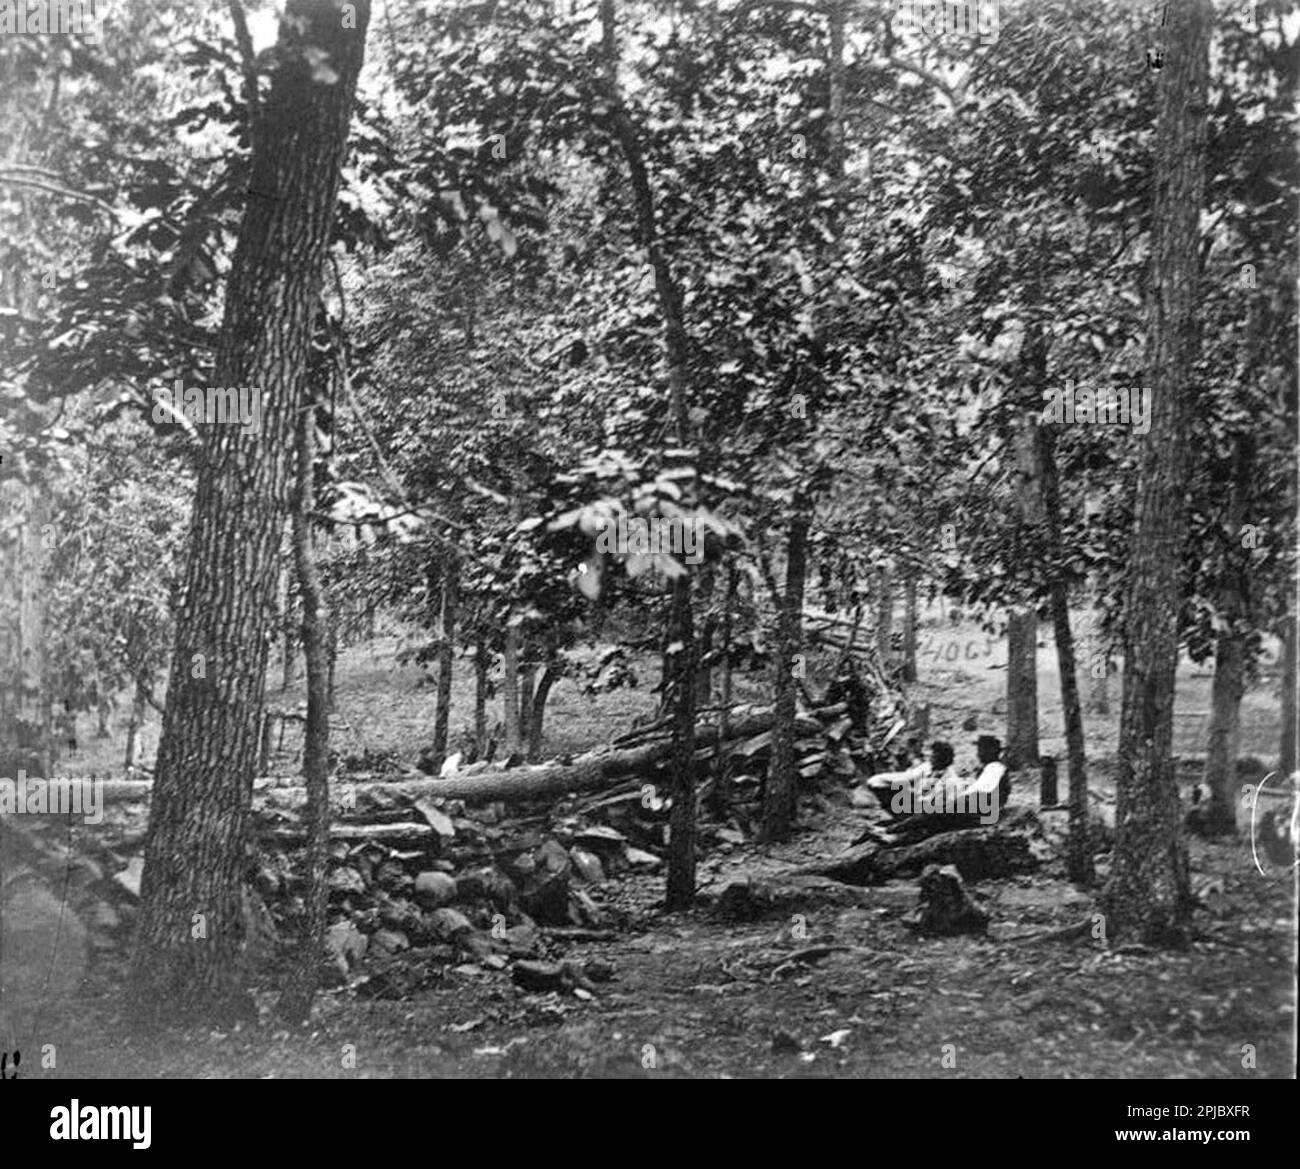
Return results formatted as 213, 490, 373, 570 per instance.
277, 386, 331, 1023
1103, 0, 1208, 943
1005, 609, 1039, 770
128, 0, 370, 1025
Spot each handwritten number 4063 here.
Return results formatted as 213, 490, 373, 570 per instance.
921, 636, 995, 663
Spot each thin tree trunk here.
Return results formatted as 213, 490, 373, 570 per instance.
277, 390, 331, 1024
1008, 414, 1043, 769
665, 576, 697, 907
765, 504, 810, 841
763, 0, 843, 841
503, 633, 522, 759
902, 575, 918, 683
519, 659, 536, 743
474, 639, 488, 756
1038, 420, 1093, 885
601, 0, 697, 908
1200, 437, 1252, 835
695, 566, 715, 705
875, 565, 893, 666
128, 0, 370, 1025
123, 677, 148, 769
710, 564, 737, 818
1281, 612, 1297, 775
1005, 609, 1040, 769
1104, 0, 1208, 943
431, 552, 459, 766
527, 661, 558, 762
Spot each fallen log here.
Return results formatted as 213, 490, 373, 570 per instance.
76, 705, 846, 811
805, 808, 1041, 886
259, 822, 435, 845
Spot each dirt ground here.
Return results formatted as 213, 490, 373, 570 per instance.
12, 613, 1297, 1079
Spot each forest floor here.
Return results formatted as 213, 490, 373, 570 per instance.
16, 612, 1298, 1079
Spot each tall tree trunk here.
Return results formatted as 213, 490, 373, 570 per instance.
1008, 413, 1043, 771
763, 0, 844, 841
875, 564, 893, 666
901, 575, 918, 683
1038, 421, 1093, 884
503, 487, 523, 757
710, 564, 737, 817
1281, 612, 1297, 775
277, 389, 331, 1024
1200, 436, 1253, 835
665, 577, 697, 907
1020, 347, 1091, 880
765, 504, 810, 841
601, 0, 697, 907
431, 552, 459, 766
128, 0, 370, 1025
1104, 0, 1208, 943
1005, 609, 1040, 769
502, 628, 521, 758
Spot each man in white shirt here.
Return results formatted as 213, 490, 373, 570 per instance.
965, 735, 1009, 810
853, 741, 959, 812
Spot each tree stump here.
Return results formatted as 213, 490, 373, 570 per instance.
910, 864, 989, 937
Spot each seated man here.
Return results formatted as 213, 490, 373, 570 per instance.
853, 740, 958, 812
965, 734, 1010, 809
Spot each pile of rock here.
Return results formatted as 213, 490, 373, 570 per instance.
252, 798, 658, 997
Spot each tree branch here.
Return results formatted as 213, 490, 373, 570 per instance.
0, 170, 119, 219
